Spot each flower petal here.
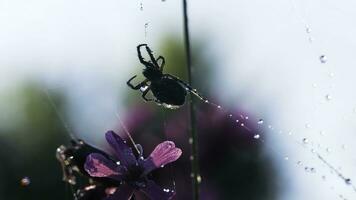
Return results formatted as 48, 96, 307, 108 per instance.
84, 153, 125, 181
140, 180, 176, 200
105, 131, 137, 167
104, 184, 134, 200
143, 141, 182, 174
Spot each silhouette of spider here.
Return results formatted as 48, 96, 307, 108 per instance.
127, 44, 207, 109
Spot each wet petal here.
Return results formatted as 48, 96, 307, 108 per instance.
105, 184, 134, 200
143, 141, 182, 174
84, 153, 125, 181
140, 180, 175, 200
105, 131, 137, 167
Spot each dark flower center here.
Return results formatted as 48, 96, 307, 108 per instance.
124, 164, 147, 189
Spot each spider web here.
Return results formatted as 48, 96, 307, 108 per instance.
1, 0, 355, 199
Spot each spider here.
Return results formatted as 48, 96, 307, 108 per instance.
127, 44, 207, 109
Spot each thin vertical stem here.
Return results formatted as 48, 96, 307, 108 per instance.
182, 0, 200, 199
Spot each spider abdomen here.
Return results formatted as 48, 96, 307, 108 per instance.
151, 78, 187, 107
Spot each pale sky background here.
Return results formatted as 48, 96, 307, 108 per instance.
1, 0, 356, 199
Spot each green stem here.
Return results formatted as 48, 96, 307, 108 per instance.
182, 0, 200, 199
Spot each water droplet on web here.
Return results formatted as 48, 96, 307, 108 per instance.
306, 27, 311, 33
188, 137, 193, 144
240, 123, 245, 127
268, 125, 272, 129
305, 123, 311, 128
116, 161, 121, 165
245, 116, 249, 120
20, 177, 31, 187
229, 114, 233, 117
326, 147, 331, 153
325, 94, 332, 101
197, 175, 202, 183
140, 2, 143, 11
284, 156, 289, 161
253, 134, 260, 139
297, 161, 302, 166
163, 188, 170, 192
345, 178, 352, 185
144, 23, 149, 37
204, 100, 209, 103
257, 119, 264, 124
235, 119, 239, 123
302, 138, 309, 144
320, 55, 327, 63
217, 105, 221, 109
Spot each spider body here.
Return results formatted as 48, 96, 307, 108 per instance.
127, 44, 204, 109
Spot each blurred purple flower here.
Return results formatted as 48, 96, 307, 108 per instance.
84, 131, 182, 200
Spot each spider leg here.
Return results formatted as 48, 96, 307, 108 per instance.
163, 74, 208, 102
141, 44, 160, 68
141, 86, 154, 101
156, 56, 165, 72
137, 44, 155, 68
127, 75, 149, 90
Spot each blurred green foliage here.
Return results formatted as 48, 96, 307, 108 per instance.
0, 83, 71, 200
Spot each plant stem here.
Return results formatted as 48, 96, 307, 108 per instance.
182, 0, 200, 199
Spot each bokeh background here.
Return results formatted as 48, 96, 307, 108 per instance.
1, 0, 356, 199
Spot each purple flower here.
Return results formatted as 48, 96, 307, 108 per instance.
84, 131, 182, 200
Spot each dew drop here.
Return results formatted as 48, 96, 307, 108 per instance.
345, 178, 352, 185
196, 175, 202, 183
306, 26, 312, 33
257, 119, 264, 124
253, 134, 260, 139
20, 177, 31, 187
342, 144, 347, 150
302, 138, 309, 144
320, 55, 327, 63
217, 105, 221, 109
268, 125, 272, 129
240, 123, 245, 127
229, 114, 233, 117
245, 116, 249, 120
284, 156, 289, 161
190, 155, 194, 161
188, 137, 193, 144
204, 100, 209, 103
116, 161, 121, 165
235, 119, 239, 123
325, 94, 332, 101
163, 188, 170, 193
